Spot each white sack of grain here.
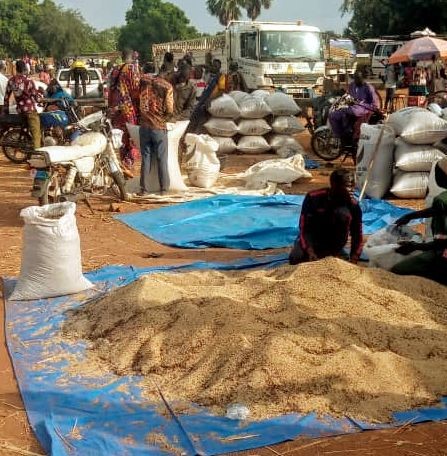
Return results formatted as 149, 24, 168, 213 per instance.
237, 136, 271, 154
266, 92, 301, 116
204, 118, 239, 137
391, 171, 430, 199
394, 138, 446, 172
356, 124, 395, 199
10, 202, 93, 300
211, 136, 238, 154
272, 116, 305, 135
208, 94, 240, 119
238, 118, 272, 136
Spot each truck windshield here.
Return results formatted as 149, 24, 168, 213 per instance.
260, 31, 322, 61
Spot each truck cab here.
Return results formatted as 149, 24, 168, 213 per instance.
227, 21, 325, 100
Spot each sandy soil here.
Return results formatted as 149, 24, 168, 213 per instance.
0, 130, 443, 455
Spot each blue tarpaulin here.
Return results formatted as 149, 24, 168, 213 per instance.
115, 195, 412, 250
4, 256, 447, 456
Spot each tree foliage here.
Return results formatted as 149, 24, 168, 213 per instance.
118, 0, 199, 61
0, 0, 120, 58
342, 0, 447, 39
207, 0, 273, 26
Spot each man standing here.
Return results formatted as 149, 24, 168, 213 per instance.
108, 50, 140, 174
427, 54, 445, 94
173, 64, 197, 120
138, 64, 174, 196
0, 61, 9, 111
289, 169, 363, 265
68, 57, 88, 98
381, 53, 399, 112
3, 60, 41, 150
391, 159, 447, 285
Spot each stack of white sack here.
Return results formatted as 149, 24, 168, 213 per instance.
266, 92, 304, 158
231, 91, 272, 154
386, 108, 447, 199
242, 154, 311, 190
184, 133, 221, 189
356, 124, 395, 199
205, 94, 240, 154
206, 91, 305, 157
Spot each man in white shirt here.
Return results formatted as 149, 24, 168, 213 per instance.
0, 61, 8, 110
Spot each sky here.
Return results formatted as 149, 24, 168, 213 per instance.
57, 0, 350, 34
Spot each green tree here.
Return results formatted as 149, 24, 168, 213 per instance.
245, 0, 272, 21
342, 0, 447, 39
206, 0, 245, 26
118, 0, 199, 61
94, 27, 122, 52
0, 0, 39, 56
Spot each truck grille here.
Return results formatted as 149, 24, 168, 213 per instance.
266, 74, 320, 86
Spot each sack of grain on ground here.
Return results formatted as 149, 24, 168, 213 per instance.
211, 136, 238, 154
272, 116, 305, 135
239, 97, 272, 119
63, 258, 447, 423
391, 171, 430, 199
266, 92, 301, 116
394, 138, 446, 172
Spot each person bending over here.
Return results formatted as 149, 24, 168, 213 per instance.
289, 169, 363, 265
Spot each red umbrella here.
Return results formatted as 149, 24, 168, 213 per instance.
388, 36, 447, 64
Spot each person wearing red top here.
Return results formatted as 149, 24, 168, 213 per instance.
3, 60, 41, 149
289, 169, 363, 265
108, 50, 140, 172
138, 63, 174, 196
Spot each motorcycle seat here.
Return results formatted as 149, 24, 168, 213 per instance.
37, 132, 107, 164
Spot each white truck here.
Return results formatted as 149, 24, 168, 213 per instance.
152, 21, 325, 102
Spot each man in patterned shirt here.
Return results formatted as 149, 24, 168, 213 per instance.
138, 63, 174, 196
4, 60, 41, 149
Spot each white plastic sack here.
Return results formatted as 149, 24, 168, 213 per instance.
272, 116, 305, 135
243, 155, 311, 189
442, 108, 447, 121
238, 118, 272, 136
270, 135, 302, 151
211, 136, 237, 154
204, 118, 239, 137
10, 203, 93, 301
356, 124, 395, 199
364, 226, 422, 270
251, 89, 271, 100
239, 97, 272, 119
237, 136, 271, 154
391, 171, 429, 199
184, 134, 221, 188
428, 103, 443, 117
265, 92, 301, 116
394, 138, 445, 172
208, 94, 240, 119
387, 107, 447, 144
127, 122, 189, 192
229, 90, 252, 106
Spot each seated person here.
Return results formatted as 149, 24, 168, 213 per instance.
391, 159, 447, 286
329, 70, 381, 147
289, 169, 363, 265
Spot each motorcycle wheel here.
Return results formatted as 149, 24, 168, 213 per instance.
39, 172, 63, 206
311, 129, 343, 161
1, 128, 33, 164
92, 163, 127, 201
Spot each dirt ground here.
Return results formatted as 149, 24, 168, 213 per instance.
0, 128, 444, 455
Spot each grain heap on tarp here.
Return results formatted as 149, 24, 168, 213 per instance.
64, 258, 447, 423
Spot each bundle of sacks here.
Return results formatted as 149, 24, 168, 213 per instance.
204, 91, 305, 157
356, 107, 447, 200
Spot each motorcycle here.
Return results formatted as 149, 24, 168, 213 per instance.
28, 115, 127, 205
310, 94, 384, 162
0, 97, 83, 164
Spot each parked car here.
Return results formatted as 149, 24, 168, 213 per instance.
56, 68, 104, 99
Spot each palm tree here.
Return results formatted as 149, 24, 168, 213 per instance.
206, 0, 245, 26
244, 0, 272, 21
